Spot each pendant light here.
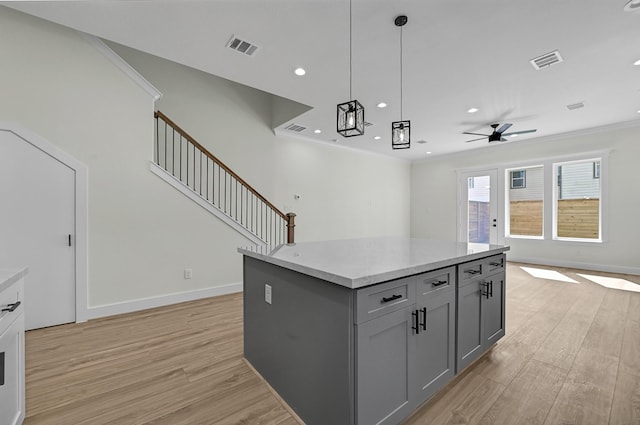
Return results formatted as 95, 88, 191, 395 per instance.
392, 15, 410, 150
337, 0, 364, 137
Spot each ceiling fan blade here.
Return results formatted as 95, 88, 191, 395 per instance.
502, 129, 537, 136
496, 123, 513, 134
500, 137, 508, 142
464, 137, 487, 143
462, 132, 490, 136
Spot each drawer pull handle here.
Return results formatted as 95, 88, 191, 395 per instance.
381, 294, 402, 303
412, 310, 420, 334
431, 280, 448, 287
465, 269, 481, 275
489, 262, 502, 267
1, 301, 21, 313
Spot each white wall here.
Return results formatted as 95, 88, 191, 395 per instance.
108, 42, 411, 243
0, 6, 410, 316
411, 124, 640, 274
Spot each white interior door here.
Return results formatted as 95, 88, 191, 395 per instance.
0, 131, 76, 330
459, 169, 498, 245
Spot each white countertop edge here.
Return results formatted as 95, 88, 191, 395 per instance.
0, 267, 29, 293
239, 246, 510, 289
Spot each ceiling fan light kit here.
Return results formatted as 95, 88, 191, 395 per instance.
337, 0, 365, 137
392, 14, 411, 150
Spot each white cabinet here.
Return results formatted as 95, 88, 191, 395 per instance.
0, 272, 25, 425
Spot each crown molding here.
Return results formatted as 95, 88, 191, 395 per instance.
79, 32, 162, 101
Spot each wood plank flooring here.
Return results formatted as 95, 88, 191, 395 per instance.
23, 263, 640, 425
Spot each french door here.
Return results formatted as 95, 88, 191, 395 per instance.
459, 169, 498, 245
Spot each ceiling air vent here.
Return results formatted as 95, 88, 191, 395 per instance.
226, 35, 260, 57
530, 50, 563, 70
285, 124, 306, 133
566, 102, 585, 111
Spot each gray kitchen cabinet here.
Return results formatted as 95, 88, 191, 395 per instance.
456, 254, 506, 373
356, 305, 416, 425
414, 268, 456, 401
241, 240, 509, 425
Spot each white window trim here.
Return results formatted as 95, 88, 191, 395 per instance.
551, 156, 607, 243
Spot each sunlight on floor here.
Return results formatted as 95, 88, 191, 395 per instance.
520, 266, 579, 283
577, 274, 640, 293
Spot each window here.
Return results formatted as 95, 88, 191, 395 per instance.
506, 166, 543, 237
510, 170, 526, 189
554, 159, 601, 240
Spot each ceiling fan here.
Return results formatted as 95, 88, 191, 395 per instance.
463, 123, 537, 143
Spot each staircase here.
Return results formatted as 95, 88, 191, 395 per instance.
152, 111, 295, 246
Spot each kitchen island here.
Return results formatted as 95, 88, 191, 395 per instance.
239, 237, 509, 425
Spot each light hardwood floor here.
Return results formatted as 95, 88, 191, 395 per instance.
23, 263, 640, 425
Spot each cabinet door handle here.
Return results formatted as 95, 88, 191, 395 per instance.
431, 280, 448, 287
420, 307, 427, 331
381, 294, 402, 303
0, 352, 4, 386
465, 269, 481, 275
1, 301, 21, 313
412, 310, 420, 335
481, 282, 490, 299
489, 280, 494, 298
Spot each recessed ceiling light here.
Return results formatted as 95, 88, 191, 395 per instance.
377, 102, 387, 108
467, 107, 479, 113
314, 129, 321, 134
294, 68, 306, 76
634, 59, 640, 66
426, 151, 432, 155
637, 109, 640, 114
374, 136, 381, 140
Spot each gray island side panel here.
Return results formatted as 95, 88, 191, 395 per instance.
243, 256, 355, 425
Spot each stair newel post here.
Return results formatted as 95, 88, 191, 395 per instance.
286, 213, 296, 244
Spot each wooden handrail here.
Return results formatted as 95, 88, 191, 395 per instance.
155, 111, 288, 222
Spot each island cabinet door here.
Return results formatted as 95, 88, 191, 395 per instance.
356, 306, 417, 425
482, 272, 505, 347
456, 279, 484, 373
413, 286, 456, 402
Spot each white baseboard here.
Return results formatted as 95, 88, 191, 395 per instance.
507, 256, 640, 276
87, 282, 242, 320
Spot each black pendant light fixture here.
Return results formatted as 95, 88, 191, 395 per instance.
337, 0, 364, 137
392, 15, 410, 150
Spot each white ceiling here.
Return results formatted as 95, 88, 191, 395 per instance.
6, 0, 640, 160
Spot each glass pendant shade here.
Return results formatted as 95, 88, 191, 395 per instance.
392, 120, 410, 149
337, 100, 365, 137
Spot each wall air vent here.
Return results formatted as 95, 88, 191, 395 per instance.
285, 124, 306, 133
226, 35, 260, 56
566, 102, 585, 111
530, 50, 563, 70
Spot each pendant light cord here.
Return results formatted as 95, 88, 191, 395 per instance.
400, 25, 403, 120
349, 0, 353, 100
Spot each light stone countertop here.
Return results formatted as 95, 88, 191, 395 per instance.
0, 267, 28, 293
238, 237, 509, 289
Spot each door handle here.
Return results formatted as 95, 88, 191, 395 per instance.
68, 234, 72, 247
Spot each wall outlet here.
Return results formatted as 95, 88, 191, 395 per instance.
184, 268, 193, 279
265, 283, 272, 304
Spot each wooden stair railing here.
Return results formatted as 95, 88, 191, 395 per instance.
154, 111, 295, 245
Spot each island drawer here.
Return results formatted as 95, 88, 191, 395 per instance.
355, 277, 416, 324
484, 254, 506, 276
458, 258, 485, 285
416, 266, 456, 297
